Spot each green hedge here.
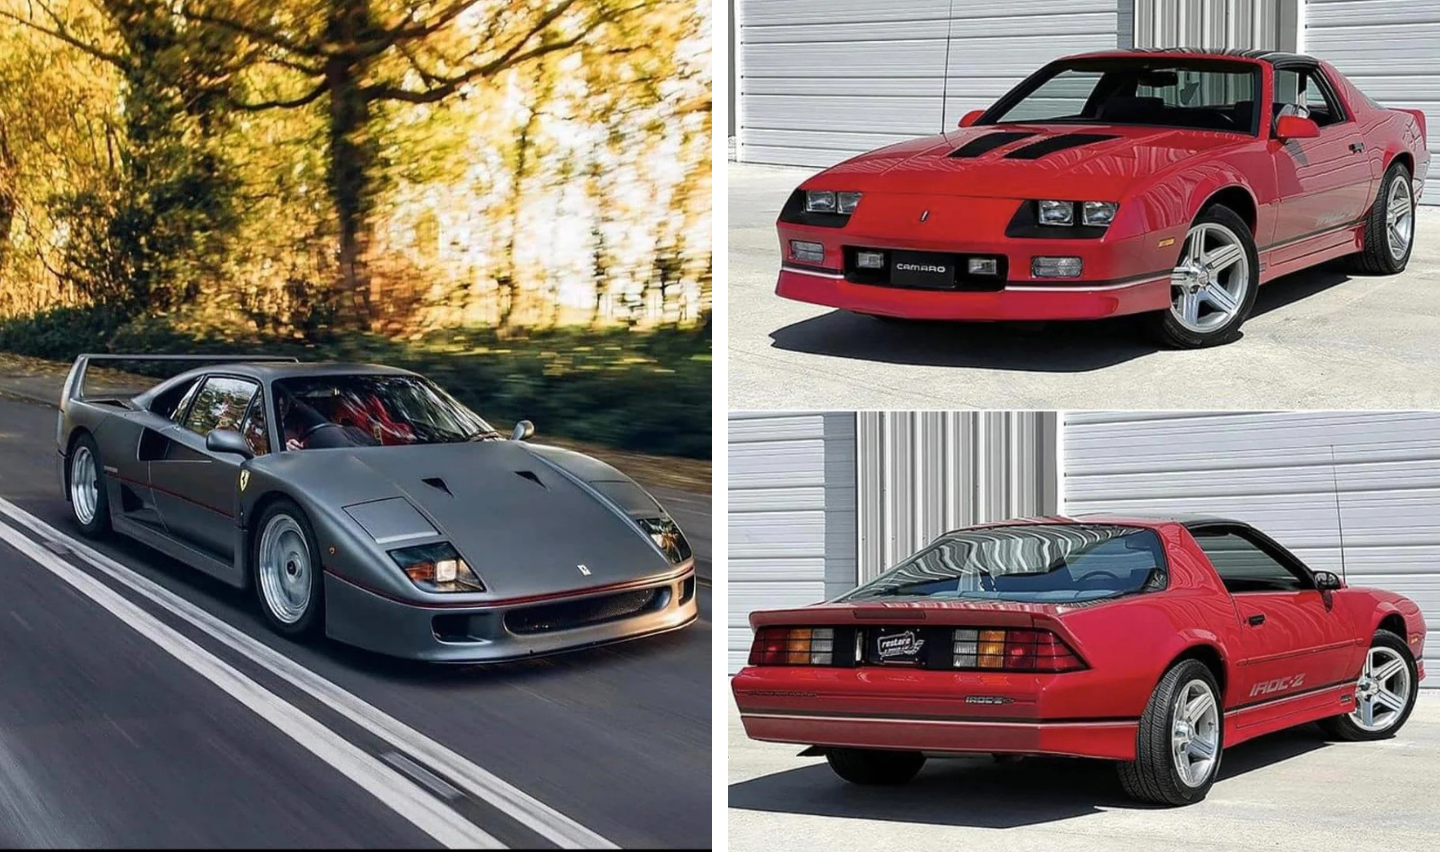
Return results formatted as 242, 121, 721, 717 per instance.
0, 306, 711, 459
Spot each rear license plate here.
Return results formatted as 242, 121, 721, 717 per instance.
868, 626, 928, 665
890, 251, 957, 289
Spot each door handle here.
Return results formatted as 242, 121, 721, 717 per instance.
1248, 613, 1266, 626
1349, 141, 1365, 153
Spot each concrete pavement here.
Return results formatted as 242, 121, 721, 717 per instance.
728, 696, 1440, 852
729, 162, 1440, 410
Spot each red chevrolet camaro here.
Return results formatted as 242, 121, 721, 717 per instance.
731, 516, 1427, 805
774, 49, 1430, 347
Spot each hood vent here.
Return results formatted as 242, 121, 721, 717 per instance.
948, 131, 1035, 158
515, 470, 547, 489
1003, 133, 1119, 160
422, 477, 452, 496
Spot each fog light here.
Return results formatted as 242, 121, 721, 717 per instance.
967, 257, 998, 276
857, 251, 885, 269
790, 240, 824, 263
1032, 256, 1083, 278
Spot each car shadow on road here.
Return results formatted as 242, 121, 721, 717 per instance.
765, 262, 1358, 371
728, 727, 1329, 828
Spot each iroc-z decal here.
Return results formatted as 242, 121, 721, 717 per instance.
1250, 673, 1305, 698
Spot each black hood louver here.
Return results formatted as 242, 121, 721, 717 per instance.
948, 131, 1036, 158
422, 477, 452, 496
1003, 133, 1119, 160
515, 470, 547, 489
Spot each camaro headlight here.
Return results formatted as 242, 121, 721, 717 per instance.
1082, 201, 1119, 226
390, 542, 485, 592
1037, 199, 1074, 226
805, 190, 861, 215
638, 517, 692, 564
1036, 200, 1118, 227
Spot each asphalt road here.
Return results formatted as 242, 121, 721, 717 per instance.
728, 696, 1440, 852
0, 395, 711, 848
729, 162, 1440, 410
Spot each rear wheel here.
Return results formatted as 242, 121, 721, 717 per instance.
1349, 162, 1414, 274
825, 748, 926, 786
1118, 659, 1223, 805
1319, 629, 1417, 741
253, 498, 325, 638
1149, 205, 1259, 349
68, 433, 110, 538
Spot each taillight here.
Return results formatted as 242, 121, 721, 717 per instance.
952, 627, 1083, 672
749, 627, 834, 666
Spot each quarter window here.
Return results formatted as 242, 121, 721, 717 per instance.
182, 377, 259, 437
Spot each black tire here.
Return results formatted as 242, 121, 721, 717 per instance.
1117, 659, 1224, 806
1349, 162, 1415, 275
67, 432, 111, 538
1318, 629, 1418, 741
1148, 204, 1260, 349
825, 748, 926, 786
251, 498, 325, 638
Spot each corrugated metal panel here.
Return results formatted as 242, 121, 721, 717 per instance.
857, 411, 1060, 582
735, 1, 1118, 168
728, 412, 857, 673
1306, 0, 1440, 206
1063, 411, 1440, 678
1133, 0, 1296, 51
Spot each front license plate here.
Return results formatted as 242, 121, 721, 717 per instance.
890, 251, 957, 289
868, 626, 928, 665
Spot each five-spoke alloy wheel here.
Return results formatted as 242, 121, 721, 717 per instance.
1321, 629, 1418, 741
1151, 205, 1259, 349
1119, 658, 1224, 805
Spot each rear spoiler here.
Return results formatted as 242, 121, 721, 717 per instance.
1398, 108, 1427, 143
61, 354, 300, 403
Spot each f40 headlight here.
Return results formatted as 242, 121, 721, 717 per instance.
390, 542, 485, 592
638, 517, 692, 564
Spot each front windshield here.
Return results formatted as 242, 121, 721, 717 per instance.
273, 375, 497, 450
987, 59, 1261, 134
839, 524, 1167, 604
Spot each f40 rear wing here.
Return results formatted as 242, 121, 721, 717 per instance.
61, 354, 300, 403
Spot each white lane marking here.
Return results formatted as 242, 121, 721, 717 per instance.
383, 752, 463, 801
0, 518, 500, 850
0, 496, 616, 850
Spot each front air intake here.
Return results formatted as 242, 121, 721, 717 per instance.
1003, 133, 1119, 160
948, 131, 1036, 158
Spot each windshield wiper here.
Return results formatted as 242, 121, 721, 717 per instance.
465, 429, 502, 442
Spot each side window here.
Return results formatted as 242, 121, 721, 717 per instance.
182, 377, 259, 437
239, 394, 271, 456
165, 379, 202, 423
1193, 530, 1309, 593
1273, 68, 1345, 128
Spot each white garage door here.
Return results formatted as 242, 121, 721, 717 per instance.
1307, 0, 1440, 205
735, 0, 1119, 168
1064, 412, 1440, 678
728, 413, 857, 673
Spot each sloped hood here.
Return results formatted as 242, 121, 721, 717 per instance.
295, 441, 677, 599
810, 123, 1252, 200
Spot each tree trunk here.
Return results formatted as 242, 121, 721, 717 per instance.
325, 0, 376, 331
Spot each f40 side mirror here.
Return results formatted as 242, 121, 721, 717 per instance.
1314, 570, 1344, 591
206, 428, 254, 459
511, 419, 535, 441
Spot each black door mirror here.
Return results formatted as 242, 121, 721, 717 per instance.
1314, 570, 1343, 591
511, 419, 535, 442
206, 428, 254, 459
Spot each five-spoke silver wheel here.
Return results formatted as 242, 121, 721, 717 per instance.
1171, 679, 1220, 788
1171, 222, 1250, 334
1350, 645, 1412, 732
70, 445, 99, 525
1385, 176, 1414, 262
258, 513, 313, 625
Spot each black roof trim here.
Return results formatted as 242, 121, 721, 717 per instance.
1117, 47, 1315, 65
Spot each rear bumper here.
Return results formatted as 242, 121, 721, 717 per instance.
776, 266, 1171, 321
739, 711, 1138, 761
323, 565, 699, 662
732, 664, 1140, 761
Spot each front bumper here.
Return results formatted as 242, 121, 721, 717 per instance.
324, 564, 699, 662
776, 265, 1171, 321
732, 664, 1140, 761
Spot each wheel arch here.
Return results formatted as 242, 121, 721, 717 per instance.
1166, 641, 1229, 702
1385, 149, 1415, 180
1195, 185, 1258, 234
60, 426, 93, 500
